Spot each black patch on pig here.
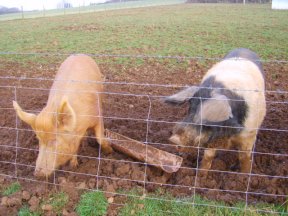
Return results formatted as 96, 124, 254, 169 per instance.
224, 48, 264, 77
184, 76, 248, 142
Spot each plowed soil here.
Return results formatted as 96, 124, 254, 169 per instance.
0, 58, 287, 215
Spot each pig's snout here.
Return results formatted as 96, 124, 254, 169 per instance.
169, 135, 183, 145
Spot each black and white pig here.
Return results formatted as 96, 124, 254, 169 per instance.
165, 48, 266, 173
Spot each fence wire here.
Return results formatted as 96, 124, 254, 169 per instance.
0, 52, 287, 215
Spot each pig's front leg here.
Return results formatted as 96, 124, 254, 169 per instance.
199, 148, 217, 177
237, 133, 256, 173
70, 155, 79, 168
94, 120, 113, 154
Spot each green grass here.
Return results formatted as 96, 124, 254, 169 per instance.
119, 193, 287, 216
42, 192, 69, 215
76, 191, 108, 216
18, 205, 41, 216
0, 4, 287, 66
1, 182, 21, 196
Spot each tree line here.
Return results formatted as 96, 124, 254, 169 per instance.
0, 6, 20, 15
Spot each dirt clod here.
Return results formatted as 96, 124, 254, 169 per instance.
115, 164, 131, 176
77, 182, 86, 189
62, 209, 69, 216
28, 196, 40, 210
42, 204, 53, 211
88, 178, 96, 189
1, 197, 9, 206
11, 198, 22, 207
22, 191, 31, 201
35, 186, 46, 197
1, 197, 22, 207
105, 184, 116, 198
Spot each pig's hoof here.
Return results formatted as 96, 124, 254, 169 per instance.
70, 157, 79, 168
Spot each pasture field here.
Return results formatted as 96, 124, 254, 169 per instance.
0, 3, 287, 63
0, 2, 288, 216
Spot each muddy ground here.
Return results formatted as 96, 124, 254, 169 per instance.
0, 58, 287, 215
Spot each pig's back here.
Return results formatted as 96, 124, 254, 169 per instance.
204, 58, 264, 93
203, 58, 266, 129
223, 48, 263, 76
53, 54, 103, 89
48, 55, 104, 117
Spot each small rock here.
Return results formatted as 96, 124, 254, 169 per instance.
88, 178, 96, 189
129, 104, 134, 109
22, 191, 31, 201
108, 197, 114, 203
28, 196, 40, 207
1, 197, 9, 206
42, 204, 53, 211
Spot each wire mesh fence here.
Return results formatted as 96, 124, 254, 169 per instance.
0, 52, 287, 215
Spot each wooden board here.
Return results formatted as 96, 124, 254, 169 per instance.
105, 129, 183, 173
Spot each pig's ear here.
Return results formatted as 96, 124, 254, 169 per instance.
194, 94, 233, 123
57, 98, 76, 132
13, 101, 36, 127
164, 86, 198, 105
